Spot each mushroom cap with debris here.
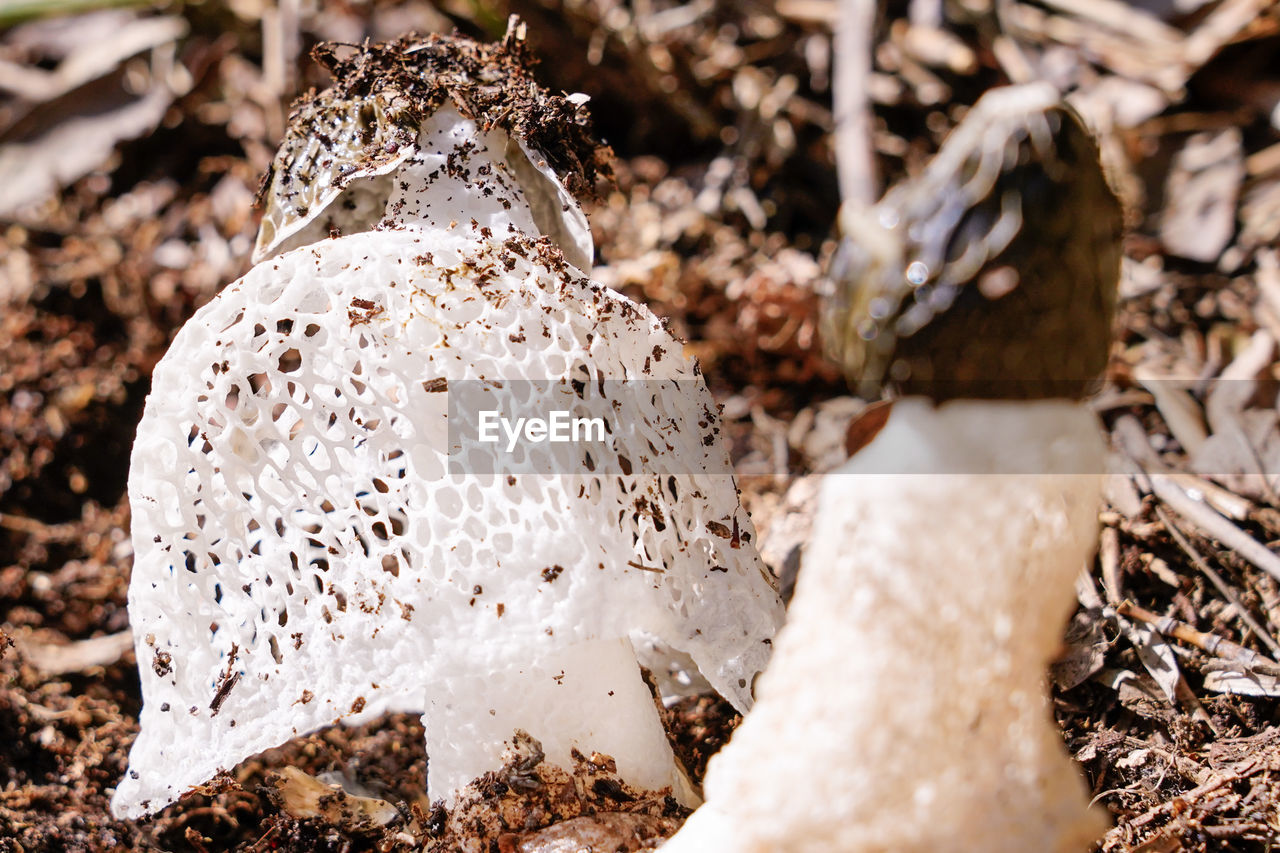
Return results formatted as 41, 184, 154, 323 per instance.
254, 28, 609, 266
112, 226, 781, 819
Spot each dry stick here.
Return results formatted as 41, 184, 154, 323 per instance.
1039, 0, 1184, 44
834, 0, 879, 209
1112, 416, 1280, 656
1125, 757, 1264, 830
1151, 474, 1280, 585
1116, 600, 1280, 675
1155, 505, 1280, 659
15, 630, 134, 676
260, 0, 301, 142
247, 824, 280, 853
1113, 414, 1280, 585
0, 511, 83, 542
1111, 414, 1253, 519
1183, 0, 1271, 68
1099, 525, 1124, 604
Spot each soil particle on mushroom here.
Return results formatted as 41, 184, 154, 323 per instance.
259, 23, 612, 224
427, 730, 684, 853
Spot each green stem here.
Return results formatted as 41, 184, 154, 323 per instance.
0, 0, 157, 28
463, 0, 506, 40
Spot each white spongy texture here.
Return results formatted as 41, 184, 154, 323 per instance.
382, 107, 594, 273
662, 398, 1108, 853
256, 107, 593, 272
114, 227, 781, 818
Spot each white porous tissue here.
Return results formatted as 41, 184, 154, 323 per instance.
256, 105, 594, 274
113, 147, 781, 819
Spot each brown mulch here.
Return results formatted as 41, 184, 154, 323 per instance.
3, 1, 1280, 851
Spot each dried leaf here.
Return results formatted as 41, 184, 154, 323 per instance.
1096, 667, 1167, 711
515, 812, 679, 853
1160, 129, 1244, 263
843, 400, 892, 458
1202, 667, 1280, 698
271, 767, 400, 829
1115, 748, 1152, 770
1130, 623, 1183, 704
1191, 331, 1280, 499
0, 67, 175, 217
1051, 612, 1111, 691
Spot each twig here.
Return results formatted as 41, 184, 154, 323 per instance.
1134, 374, 1207, 456
1111, 414, 1252, 520
1183, 0, 1271, 68
248, 823, 281, 853
260, 0, 300, 142
1124, 758, 1263, 830
1100, 526, 1124, 603
1245, 141, 1280, 178
834, 0, 878, 209
1151, 475, 1280, 586
1155, 505, 1280, 658
1114, 414, 1280, 583
15, 630, 134, 675
1039, 0, 1183, 45
0, 512, 83, 542
1116, 600, 1280, 675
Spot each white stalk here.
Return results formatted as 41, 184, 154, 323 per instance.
663, 398, 1108, 852
427, 637, 691, 805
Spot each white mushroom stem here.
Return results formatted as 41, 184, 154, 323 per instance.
427, 638, 692, 805
663, 398, 1108, 853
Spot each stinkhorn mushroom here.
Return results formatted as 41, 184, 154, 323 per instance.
662, 83, 1122, 852
112, 26, 782, 820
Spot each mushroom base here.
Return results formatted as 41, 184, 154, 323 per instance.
425, 637, 690, 806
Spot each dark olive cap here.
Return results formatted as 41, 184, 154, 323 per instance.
823, 84, 1122, 401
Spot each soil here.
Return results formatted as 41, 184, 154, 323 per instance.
3, 1, 1280, 851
